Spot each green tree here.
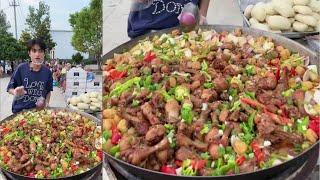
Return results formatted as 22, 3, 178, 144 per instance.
69, 0, 102, 66
0, 34, 21, 61
18, 31, 32, 60
0, 10, 10, 35
72, 52, 84, 65
24, 1, 56, 51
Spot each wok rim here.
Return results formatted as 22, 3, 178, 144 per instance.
103, 141, 319, 178
102, 24, 320, 178
0, 107, 103, 180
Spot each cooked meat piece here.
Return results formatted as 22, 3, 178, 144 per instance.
161, 65, 171, 74
239, 159, 255, 173
73, 127, 83, 138
165, 99, 181, 123
176, 76, 186, 84
207, 52, 216, 61
231, 122, 242, 134
169, 77, 177, 88
152, 72, 162, 83
205, 127, 220, 143
213, 77, 229, 93
201, 89, 218, 102
145, 125, 166, 145
141, 102, 160, 125
199, 168, 214, 176
245, 81, 257, 93
151, 92, 164, 109
257, 91, 272, 105
220, 123, 233, 147
292, 90, 305, 106
286, 105, 301, 119
239, 112, 248, 121
177, 122, 194, 137
136, 89, 150, 100
175, 147, 200, 161
228, 110, 240, 121
208, 143, 220, 160
192, 61, 201, 70
221, 42, 235, 50
122, 112, 150, 135
257, 73, 277, 90
191, 95, 203, 109
156, 149, 169, 164
224, 65, 240, 76
184, 68, 198, 74
219, 109, 229, 122
191, 80, 201, 91
220, 91, 229, 101
213, 58, 228, 70
273, 130, 304, 144
29, 142, 36, 153
128, 137, 169, 165
19, 154, 29, 163
256, 113, 278, 136
35, 164, 45, 171
151, 58, 162, 66
119, 136, 132, 152
18, 144, 27, 154
176, 133, 208, 151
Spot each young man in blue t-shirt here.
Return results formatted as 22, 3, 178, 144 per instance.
7, 39, 53, 113
128, 0, 210, 38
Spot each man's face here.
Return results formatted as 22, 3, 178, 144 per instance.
29, 44, 44, 67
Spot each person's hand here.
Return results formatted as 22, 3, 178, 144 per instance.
199, 15, 208, 25
14, 86, 27, 97
36, 97, 46, 109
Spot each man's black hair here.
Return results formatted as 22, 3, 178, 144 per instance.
27, 38, 47, 52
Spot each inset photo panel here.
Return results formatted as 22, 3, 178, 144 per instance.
0, 0, 103, 179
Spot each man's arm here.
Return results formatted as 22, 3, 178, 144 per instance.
46, 92, 51, 107
199, 0, 210, 17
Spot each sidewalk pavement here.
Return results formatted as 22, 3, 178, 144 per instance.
103, 0, 243, 55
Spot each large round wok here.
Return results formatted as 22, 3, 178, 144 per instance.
102, 25, 319, 180
0, 107, 102, 180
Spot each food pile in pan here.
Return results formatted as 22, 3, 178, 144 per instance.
0, 109, 102, 178
102, 28, 319, 176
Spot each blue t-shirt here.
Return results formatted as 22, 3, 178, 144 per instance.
128, 0, 199, 38
7, 62, 53, 113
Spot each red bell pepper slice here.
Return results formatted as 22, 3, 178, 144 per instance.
111, 126, 122, 145
144, 51, 156, 63
71, 163, 78, 172
290, 68, 296, 76
97, 150, 103, 161
175, 160, 182, 167
28, 172, 35, 178
160, 165, 177, 175
1, 127, 10, 134
236, 156, 246, 166
251, 141, 265, 163
191, 160, 206, 170
240, 97, 266, 110
309, 117, 320, 136
275, 66, 281, 81
19, 119, 26, 127
3, 155, 10, 163
268, 58, 280, 67
107, 69, 126, 80
264, 110, 291, 125
43, 169, 49, 177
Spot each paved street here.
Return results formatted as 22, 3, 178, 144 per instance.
0, 77, 66, 121
103, 0, 243, 54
